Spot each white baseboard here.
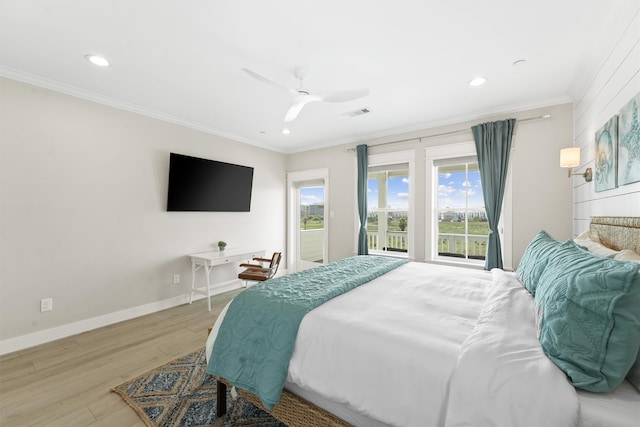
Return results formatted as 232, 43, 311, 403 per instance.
0, 279, 247, 356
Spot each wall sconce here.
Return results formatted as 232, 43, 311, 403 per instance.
560, 147, 592, 182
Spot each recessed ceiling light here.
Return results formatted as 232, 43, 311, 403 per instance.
469, 77, 486, 87
84, 54, 110, 67
281, 128, 290, 135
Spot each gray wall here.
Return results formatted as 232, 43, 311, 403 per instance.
0, 78, 287, 347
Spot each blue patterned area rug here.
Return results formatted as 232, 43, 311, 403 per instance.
112, 348, 285, 427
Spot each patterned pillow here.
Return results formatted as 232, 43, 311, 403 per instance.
535, 240, 640, 392
516, 230, 562, 295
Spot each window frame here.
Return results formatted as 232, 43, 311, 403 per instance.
367, 165, 410, 256
356, 150, 415, 259
434, 159, 487, 266
425, 143, 513, 269
287, 168, 329, 272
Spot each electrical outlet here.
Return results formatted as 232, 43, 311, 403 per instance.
40, 298, 53, 312
173, 274, 180, 285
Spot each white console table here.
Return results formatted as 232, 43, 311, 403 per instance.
189, 248, 264, 311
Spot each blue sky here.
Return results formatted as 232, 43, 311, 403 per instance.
300, 186, 324, 205
368, 176, 409, 209
300, 171, 484, 210
437, 170, 484, 209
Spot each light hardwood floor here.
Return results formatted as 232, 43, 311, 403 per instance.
0, 290, 241, 427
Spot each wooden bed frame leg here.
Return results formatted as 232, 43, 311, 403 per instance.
217, 378, 227, 417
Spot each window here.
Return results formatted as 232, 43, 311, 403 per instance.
367, 164, 410, 255
426, 143, 512, 268
434, 157, 488, 263
361, 150, 415, 259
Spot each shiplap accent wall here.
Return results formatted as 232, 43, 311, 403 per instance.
572, 2, 640, 234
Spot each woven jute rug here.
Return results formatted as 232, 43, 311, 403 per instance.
112, 348, 285, 426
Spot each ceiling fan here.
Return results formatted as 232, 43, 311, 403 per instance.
242, 67, 369, 122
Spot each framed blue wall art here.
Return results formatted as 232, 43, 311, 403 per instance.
594, 116, 618, 192
617, 92, 640, 186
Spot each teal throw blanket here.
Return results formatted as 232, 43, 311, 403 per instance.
207, 255, 409, 408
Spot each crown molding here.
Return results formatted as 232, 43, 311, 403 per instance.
0, 65, 283, 153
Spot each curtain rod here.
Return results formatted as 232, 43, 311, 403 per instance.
346, 114, 551, 152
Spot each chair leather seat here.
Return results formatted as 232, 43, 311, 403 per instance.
238, 269, 270, 281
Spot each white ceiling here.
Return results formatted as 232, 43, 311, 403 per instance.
0, 0, 619, 153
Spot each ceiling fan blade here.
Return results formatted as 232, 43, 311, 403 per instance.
319, 88, 370, 103
242, 68, 294, 94
284, 94, 320, 122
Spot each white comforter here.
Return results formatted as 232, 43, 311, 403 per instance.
207, 262, 579, 426
445, 269, 579, 427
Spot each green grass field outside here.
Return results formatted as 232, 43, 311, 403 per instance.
438, 221, 489, 235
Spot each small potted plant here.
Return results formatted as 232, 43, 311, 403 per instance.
217, 240, 227, 251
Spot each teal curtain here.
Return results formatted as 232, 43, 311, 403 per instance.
471, 119, 515, 270
357, 144, 369, 255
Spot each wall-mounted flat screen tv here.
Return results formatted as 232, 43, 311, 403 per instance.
167, 153, 254, 212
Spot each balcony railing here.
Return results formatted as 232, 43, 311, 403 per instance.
437, 233, 488, 260
303, 229, 486, 260
300, 228, 324, 263
367, 231, 407, 252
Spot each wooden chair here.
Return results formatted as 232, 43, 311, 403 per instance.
238, 251, 282, 286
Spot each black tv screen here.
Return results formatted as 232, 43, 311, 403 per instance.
167, 153, 254, 212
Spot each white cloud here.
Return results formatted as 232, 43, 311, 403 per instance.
438, 184, 456, 197
301, 194, 321, 204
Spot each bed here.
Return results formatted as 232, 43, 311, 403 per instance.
206, 216, 640, 426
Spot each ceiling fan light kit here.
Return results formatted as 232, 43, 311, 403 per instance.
242, 67, 369, 123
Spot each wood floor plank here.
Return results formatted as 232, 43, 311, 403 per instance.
46, 406, 98, 427
88, 405, 145, 427
0, 358, 35, 384
3, 404, 96, 427
0, 291, 236, 427
87, 391, 128, 421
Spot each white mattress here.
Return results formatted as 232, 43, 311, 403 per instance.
206, 261, 640, 426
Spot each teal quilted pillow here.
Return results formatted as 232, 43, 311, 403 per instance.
516, 230, 562, 295
535, 240, 640, 392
